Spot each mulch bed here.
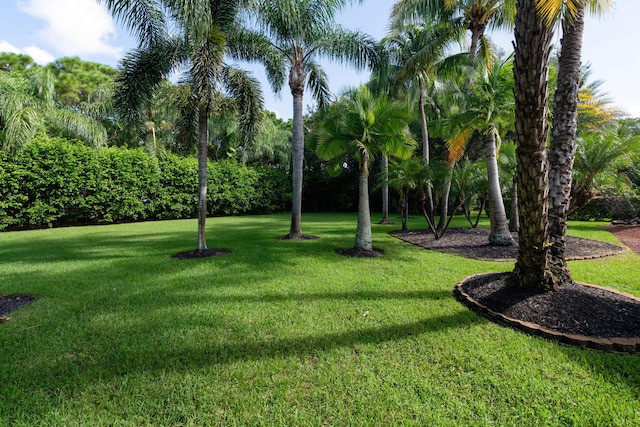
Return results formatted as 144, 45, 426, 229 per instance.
0, 295, 36, 321
171, 248, 231, 259
390, 227, 626, 261
392, 226, 640, 352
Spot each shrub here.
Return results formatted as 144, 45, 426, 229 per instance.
0, 137, 290, 230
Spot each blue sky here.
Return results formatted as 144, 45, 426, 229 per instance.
1, 0, 638, 119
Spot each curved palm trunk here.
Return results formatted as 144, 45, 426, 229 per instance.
197, 106, 209, 251
288, 60, 306, 238
513, 0, 555, 291
418, 87, 434, 217
355, 159, 372, 251
379, 154, 390, 223
486, 131, 515, 245
548, 6, 585, 285
436, 165, 453, 237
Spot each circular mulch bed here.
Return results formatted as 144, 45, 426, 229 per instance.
455, 273, 640, 353
391, 228, 625, 261
0, 295, 36, 322
389, 226, 638, 353
172, 248, 231, 259
336, 247, 384, 258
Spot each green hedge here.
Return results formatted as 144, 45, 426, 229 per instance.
0, 137, 291, 230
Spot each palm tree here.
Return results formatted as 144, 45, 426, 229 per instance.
314, 86, 416, 252
249, 0, 379, 240
0, 66, 106, 154
512, 0, 555, 291
541, 0, 613, 283
392, 0, 516, 63
570, 129, 640, 214
379, 20, 466, 219
101, 0, 268, 254
446, 54, 515, 245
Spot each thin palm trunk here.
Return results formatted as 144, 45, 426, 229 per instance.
355, 159, 373, 251
418, 87, 434, 217
513, 0, 555, 291
380, 154, 390, 223
288, 61, 306, 239
548, 6, 585, 284
486, 131, 515, 245
436, 165, 453, 236
197, 106, 209, 250
509, 178, 519, 232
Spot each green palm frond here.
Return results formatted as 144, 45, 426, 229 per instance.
221, 66, 264, 147
52, 109, 108, 149
305, 61, 332, 108
227, 28, 287, 93
98, 0, 167, 47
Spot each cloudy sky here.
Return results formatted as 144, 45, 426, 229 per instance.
1, 0, 638, 119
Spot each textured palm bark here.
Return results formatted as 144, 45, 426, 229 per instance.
548, 7, 585, 285
287, 57, 306, 239
355, 160, 373, 251
486, 132, 515, 245
197, 106, 209, 250
512, 0, 555, 291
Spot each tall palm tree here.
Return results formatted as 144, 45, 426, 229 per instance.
542, 0, 612, 283
249, 0, 379, 240
101, 0, 269, 254
392, 0, 516, 63
512, 0, 555, 291
0, 67, 107, 154
446, 54, 515, 245
314, 86, 416, 252
380, 20, 466, 218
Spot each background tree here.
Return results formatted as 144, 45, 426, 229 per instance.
249, 0, 379, 239
102, 0, 267, 254
0, 66, 107, 154
446, 53, 515, 245
313, 85, 416, 252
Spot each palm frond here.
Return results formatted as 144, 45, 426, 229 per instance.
222, 66, 264, 147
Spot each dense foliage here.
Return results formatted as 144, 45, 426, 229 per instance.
0, 137, 290, 231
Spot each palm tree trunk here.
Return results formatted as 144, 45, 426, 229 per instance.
513, 0, 555, 291
288, 62, 306, 239
379, 154, 390, 223
355, 160, 372, 251
197, 106, 209, 251
486, 131, 515, 245
436, 165, 453, 237
548, 6, 585, 285
418, 87, 434, 217
509, 178, 519, 232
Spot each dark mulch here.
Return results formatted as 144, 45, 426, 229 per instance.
337, 248, 385, 257
391, 227, 625, 261
279, 234, 319, 241
395, 226, 639, 350
172, 248, 231, 259
458, 272, 640, 340
0, 295, 36, 321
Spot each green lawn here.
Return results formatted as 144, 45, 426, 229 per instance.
1, 213, 639, 426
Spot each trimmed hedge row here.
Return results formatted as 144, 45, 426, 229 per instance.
0, 137, 291, 230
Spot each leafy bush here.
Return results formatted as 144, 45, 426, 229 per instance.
0, 137, 290, 230
570, 196, 640, 221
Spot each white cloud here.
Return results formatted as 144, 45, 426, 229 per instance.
0, 40, 21, 53
627, 106, 640, 119
23, 45, 55, 64
0, 40, 54, 65
18, 0, 122, 60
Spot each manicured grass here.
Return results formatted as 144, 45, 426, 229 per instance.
1, 213, 639, 426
